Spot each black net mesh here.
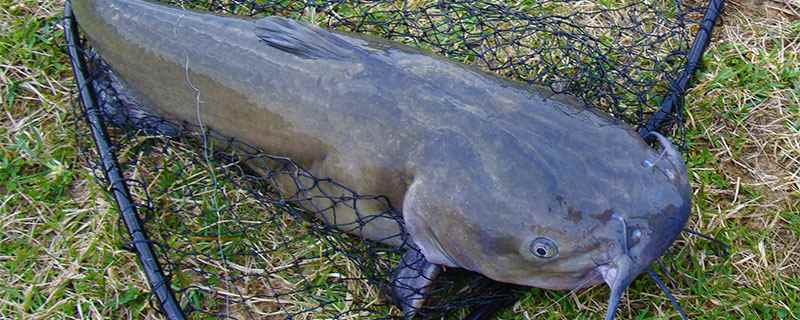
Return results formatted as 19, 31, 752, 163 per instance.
66, 0, 718, 318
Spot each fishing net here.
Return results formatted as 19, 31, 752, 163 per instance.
64, 0, 724, 318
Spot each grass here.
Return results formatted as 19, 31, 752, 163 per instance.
1, 0, 799, 319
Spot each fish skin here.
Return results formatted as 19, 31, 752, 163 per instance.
72, 0, 691, 294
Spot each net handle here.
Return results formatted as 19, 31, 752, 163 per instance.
63, 2, 187, 319
639, 0, 726, 140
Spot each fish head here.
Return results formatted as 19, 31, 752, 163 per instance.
405, 130, 690, 318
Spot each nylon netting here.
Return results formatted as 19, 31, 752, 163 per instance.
68, 0, 713, 318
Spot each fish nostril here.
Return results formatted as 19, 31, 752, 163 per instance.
629, 228, 642, 245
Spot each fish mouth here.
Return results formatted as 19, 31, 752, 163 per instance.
597, 204, 690, 319
598, 252, 689, 320
596, 214, 646, 320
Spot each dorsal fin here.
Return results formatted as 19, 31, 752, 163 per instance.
254, 16, 359, 60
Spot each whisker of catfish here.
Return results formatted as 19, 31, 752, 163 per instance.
682, 228, 730, 258
656, 259, 679, 287
647, 267, 688, 320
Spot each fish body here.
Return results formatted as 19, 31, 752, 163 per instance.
72, 0, 692, 317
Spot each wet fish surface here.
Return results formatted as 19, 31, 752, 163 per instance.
71, 0, 693, 318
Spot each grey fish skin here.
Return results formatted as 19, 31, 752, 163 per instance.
72, 0, 691, 307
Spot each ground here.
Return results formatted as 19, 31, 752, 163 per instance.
1, 0, 798, 319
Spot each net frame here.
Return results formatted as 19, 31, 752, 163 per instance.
62, 0, 726, 318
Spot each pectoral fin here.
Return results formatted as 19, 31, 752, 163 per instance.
391, 247, 442, 319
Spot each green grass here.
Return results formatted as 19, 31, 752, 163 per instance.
0, 1, 159, 318
2, 0, 799, 319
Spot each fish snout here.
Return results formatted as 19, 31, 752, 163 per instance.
597, 219, 685, 320
595, 133, 692, 320
597, 206, 689, 320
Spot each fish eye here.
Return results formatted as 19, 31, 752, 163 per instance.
529, 237, 558, 259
